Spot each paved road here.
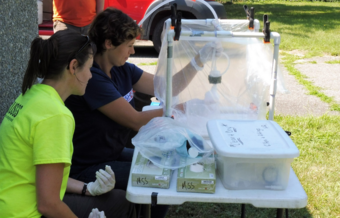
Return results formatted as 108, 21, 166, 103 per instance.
129, 41, 340, 117
276, 57, 340, 116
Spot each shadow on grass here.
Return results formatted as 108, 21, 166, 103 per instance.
224, 3, 340, 34
166, 202, 312, 218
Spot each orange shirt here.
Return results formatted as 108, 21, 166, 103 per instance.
53, 0, 97, 27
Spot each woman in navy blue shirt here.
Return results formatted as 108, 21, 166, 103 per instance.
65, 7, 220, 218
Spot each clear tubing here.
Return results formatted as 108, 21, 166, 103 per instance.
219, 52, 230, 76
138, 0, 219, 27
179, 30, 265, 38
138, 0, 175, 26
211, 47, 217, 71
195, 0, 218, 21
180, 19, 218, 25
210, 43, 230, 78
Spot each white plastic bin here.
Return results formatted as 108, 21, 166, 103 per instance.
207, 120, 299, 190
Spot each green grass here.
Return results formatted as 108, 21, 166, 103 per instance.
138, 61, 158, 66
167, 115, 340, 218
276, 115, 340, 218
224, 1, 340, 57
326, 60, 340, 64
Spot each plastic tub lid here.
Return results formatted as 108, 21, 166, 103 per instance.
207, 120, 299, 159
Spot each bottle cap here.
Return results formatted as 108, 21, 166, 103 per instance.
188, 147, 199, 158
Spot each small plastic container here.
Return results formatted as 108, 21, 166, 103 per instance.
207, 120, 299, 190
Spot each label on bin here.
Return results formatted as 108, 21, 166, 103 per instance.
201, 180, 214, 185
218, 121, 286, 148
155, 176, 168, 181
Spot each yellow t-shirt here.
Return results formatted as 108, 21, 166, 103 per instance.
0, 84, 74, 218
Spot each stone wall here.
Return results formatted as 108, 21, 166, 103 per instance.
0, 0, 38, 122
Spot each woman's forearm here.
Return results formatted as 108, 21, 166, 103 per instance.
172, 54, 203, 96
66, 177, 91, 196
36, 164, 79, 218
133, 108, 163, 131
38, 200, 77, 218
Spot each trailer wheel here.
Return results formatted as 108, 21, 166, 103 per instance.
152, 17, 170, 53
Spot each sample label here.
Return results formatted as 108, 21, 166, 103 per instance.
155, 176, 168, 181
218, 121, 286, 148
201, 180, 214, 185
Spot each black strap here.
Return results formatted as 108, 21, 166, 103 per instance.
82, 183, 88, 196
151, 192, 158, 207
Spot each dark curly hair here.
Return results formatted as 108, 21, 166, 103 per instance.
88, 7, 142, 54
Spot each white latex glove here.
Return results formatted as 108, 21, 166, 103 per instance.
88, 208, 106, 218
198, 41, 223, 64
87, 165, 116, 196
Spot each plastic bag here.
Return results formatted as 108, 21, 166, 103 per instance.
132, 117, 214, 169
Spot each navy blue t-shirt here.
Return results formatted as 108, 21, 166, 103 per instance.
65, 62, 143, 175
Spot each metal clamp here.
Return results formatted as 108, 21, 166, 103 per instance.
171, 3, 181, 41
171, 4, 177, 27
174, 12, 182, 41
263, 15, 271, 43
243, 5, 255, 30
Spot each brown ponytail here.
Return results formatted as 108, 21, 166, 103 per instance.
22, 37, 57, 94
22, 30, 97, 94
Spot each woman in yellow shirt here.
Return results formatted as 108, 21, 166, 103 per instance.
0, 30, 135, 218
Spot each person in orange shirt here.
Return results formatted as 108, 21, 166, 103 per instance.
53, 0, 105, 35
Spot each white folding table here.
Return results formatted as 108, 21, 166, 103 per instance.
126, 14, 308, 217
126, 148, 307, 218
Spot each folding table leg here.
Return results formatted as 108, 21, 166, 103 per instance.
142, 204, 151, 218
276, 209, 284, 218
136, 204, 142, 218
241, 204, 246, 218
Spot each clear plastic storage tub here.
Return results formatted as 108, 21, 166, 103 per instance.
207, 120, 299, 190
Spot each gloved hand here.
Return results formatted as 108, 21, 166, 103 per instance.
88, 208, 106, 218
198, 41, 223, 64
87, 165, 116, 196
